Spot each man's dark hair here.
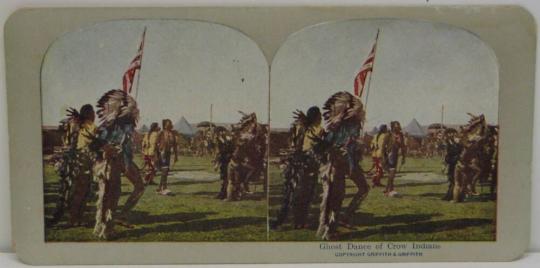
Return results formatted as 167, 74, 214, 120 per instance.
378, 124, 388, 133
162, 119, 173, 130
150, 122, 159, 132
306, 106, 321, 126
375, 124, 388, 142
390, 121, 401, 131
79, 104, 94, 122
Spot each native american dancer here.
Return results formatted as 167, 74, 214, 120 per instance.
271, 107, 323, 229
476, 125, 498, 197
213, 126, 234, 200
487, 126, 498, 200
47, 112, 78, 227
250, 123, 268, 193
141, 122, 160, 185
91, 89, 143, 239
441, 128, 463, 201
315, 91, 369, 240
205, 127, 217, 156
383, 121, 407, 197
48, 105, 96, 227
155, 119, 178, 196
369, 124, 389, 187
226, 112, 266, 201
191, 126, 217, 157
453, 113, 488, 202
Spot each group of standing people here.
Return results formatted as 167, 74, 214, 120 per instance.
141, 119, 178, 196
368, 121, 407, 197
213, 112, 268, 201
48, 88, 497, 241
50, 89, 154, 239
271, 91, 498, 241
272, 91, 371, 240
441, 114, 498, 203
49, 89, 268, 239
191, 129, 217, 157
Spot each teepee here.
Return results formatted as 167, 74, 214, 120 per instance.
403, 118, 426, 138
174, 116, 196, 136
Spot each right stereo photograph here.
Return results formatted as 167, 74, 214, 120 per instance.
268, 19, 498, 242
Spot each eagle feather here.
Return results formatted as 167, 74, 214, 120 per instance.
322, 91, 365, 131
96, 89, 139, 127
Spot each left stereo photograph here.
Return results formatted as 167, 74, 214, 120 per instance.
41, 20, 270, 242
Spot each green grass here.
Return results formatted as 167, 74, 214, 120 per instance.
269, 156, 497, 241
44, 154, 496, 242
44, 155, 267, 242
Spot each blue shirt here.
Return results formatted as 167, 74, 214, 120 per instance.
98, 123, 135, 165
325, 123, 361, 172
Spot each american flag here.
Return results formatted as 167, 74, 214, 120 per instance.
122, 28, 146, 94
354, 29, 379, 97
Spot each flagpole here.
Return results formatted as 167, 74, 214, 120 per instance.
441, 104, 444, 127
360, 28, 380, 137
363, 28, 380, 116
135, 26, 147, 101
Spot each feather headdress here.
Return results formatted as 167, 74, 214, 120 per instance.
459, 113, 488, 145
461, 113, 486, 135
292, 110, 308, 128
96, 89, 139, 128
65, 107, 81, 123
322, 91, 365, 131
57, 107, 83, 147
465, 113, 485, 129
233, 111, 257, 132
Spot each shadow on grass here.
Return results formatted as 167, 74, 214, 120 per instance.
44, 183, 60, 190
269, 212, 443, 232
464, 193, 497, 203
398, 170, 440, 174
339, 218, 493, 240
44, 193, 59, 205
169, 167, 207, 172
268, 183, 322, 202
44, 184, 60, 196
120, 191, 132, 197
191, 191, 219, 197
269, 184, 283, 194
413, 192, 495, 203
395, 181, 447, 187
416, 192, 445, 198
46, 209, 213, 231
45, 204, 98, 230
240, 192, 266, 201
119, 216, 266, 238
192, 190, 266, 201
44, 207, 58, 219
349, 212, 442, 227
126, 210, 216, 225
168, 180, 218, 186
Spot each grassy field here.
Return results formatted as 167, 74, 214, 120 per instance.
269, 156, 497, 241
44, 154, 267, 242
44, 154, 496, 242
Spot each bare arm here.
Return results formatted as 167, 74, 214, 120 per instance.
401, 134, 407, 164
173, 134, 179, 162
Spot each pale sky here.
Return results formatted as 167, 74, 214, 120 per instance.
42, 19, 498, 130
41, 20, 269, 127
270, 19, 499, 129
